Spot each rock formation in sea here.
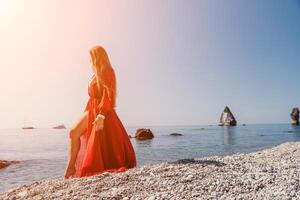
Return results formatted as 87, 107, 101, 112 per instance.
290, 107, 299, 125
219, 106, 237, 126
134, 128, 154, 140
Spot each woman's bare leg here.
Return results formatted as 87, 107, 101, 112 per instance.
64, 111, 89, 179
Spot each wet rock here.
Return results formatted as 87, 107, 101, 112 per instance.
219, 106, 237, 126
290, 107, 299, 125
169, 133, 183, 136
0, 160, 19, 169
134, 129, 154, 140
0, 161, 10, 169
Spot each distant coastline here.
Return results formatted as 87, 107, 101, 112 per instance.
0, 123, 295, 130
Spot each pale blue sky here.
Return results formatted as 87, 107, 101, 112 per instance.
0, 0, 299, 128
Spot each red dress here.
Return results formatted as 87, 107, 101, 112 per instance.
74, 67, 136, 177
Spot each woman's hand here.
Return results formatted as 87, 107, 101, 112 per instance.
93, 115, 105, 131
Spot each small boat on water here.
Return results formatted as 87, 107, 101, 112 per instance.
22, 117, 35, 130
22, 126, 35, 130
53, 124, 66, 129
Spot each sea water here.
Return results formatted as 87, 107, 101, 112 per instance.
1, 124, 300, 192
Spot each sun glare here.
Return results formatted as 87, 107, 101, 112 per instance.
0, 0, 13, 14
0, 0, 10, 7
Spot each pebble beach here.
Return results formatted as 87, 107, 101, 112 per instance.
1, 141, 300, 200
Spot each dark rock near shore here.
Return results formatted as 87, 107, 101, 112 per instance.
0, 160, 19, 169
291, 107, 299, 125
170, 133, 183, 136
134, 129, 154, 140
219, 106, 237, 126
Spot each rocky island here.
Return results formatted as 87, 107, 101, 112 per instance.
219, 106, 237, 126
290, 107, 299, 125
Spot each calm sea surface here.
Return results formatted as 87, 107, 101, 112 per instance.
1, 124, 300, 192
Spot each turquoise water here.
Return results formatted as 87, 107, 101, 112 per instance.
1, 124, 300, 192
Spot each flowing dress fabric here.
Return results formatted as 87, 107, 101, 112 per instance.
74, 69, 136, 177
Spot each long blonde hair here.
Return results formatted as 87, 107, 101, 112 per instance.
90, 46, 116, 107
90, 46, 112, 70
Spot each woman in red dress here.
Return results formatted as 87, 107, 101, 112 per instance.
64, 46, 137, 178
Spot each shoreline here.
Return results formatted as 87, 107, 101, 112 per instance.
1, 142, 300, 199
